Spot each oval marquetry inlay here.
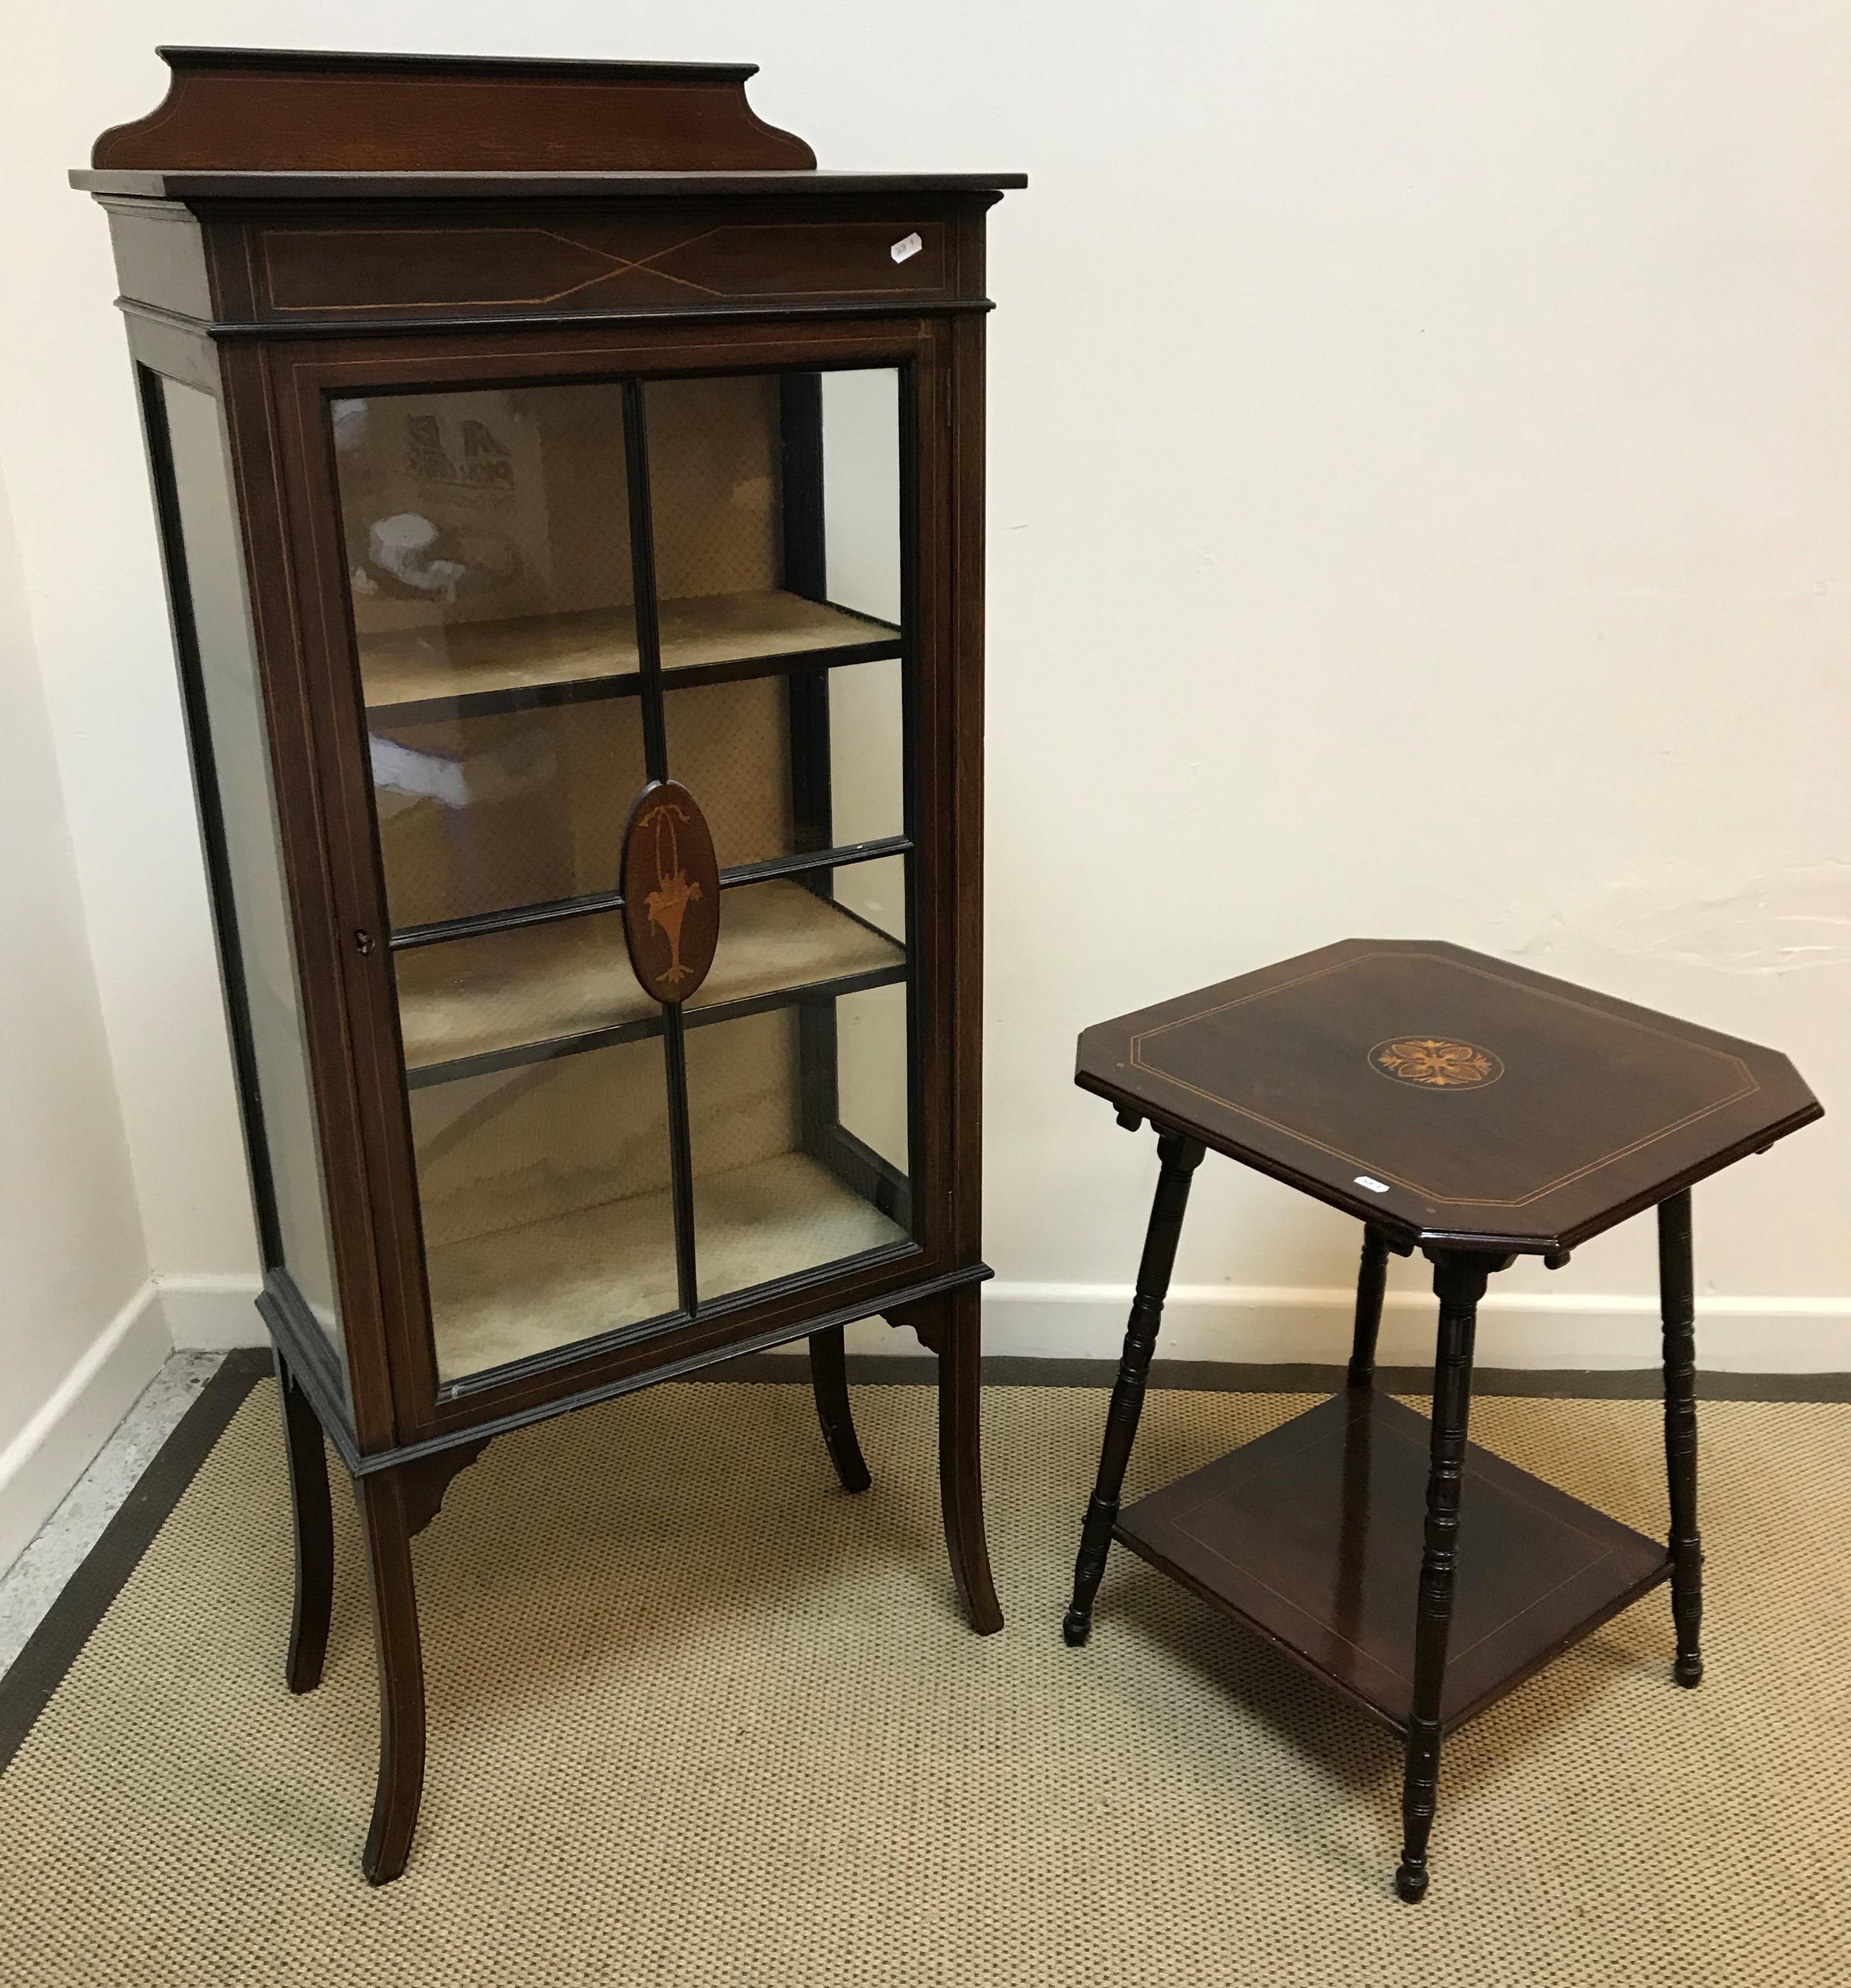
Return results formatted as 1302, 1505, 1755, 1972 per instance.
1369, 1037, 1504, 1089
620, 780, 720, 1005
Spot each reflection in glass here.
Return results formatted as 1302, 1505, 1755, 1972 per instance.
333, 383, 646, 932
828, 852, 907, 947
369, 703, 647, 928
827, 656, 904, 850
334, 383, 636, 702
160, 378, 344, 1352
822, 367, 901, 622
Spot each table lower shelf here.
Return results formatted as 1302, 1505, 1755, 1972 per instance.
1114, 1390, 1671, 1736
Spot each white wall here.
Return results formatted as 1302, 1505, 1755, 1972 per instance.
0, 459, 161, 1572
0, 3, 1845, 1386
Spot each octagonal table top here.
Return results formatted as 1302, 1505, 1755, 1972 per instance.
1075, 940, 1821, 1254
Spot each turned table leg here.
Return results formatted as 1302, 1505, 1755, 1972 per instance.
1658, 1190, 1704, 1687
1396, 1251, 1493, 1904
1348, 1226, 1392, 1390
1063, 1131, 1206, 1647
808, 1322, 871, 1493
354, 1466, 426, 1886
274, 1348, 333, 1695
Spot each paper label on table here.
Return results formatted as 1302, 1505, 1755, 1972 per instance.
1354, 1176, 1391, 1193
890, 233, 923, 264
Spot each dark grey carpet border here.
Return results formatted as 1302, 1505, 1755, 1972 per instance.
727, 1352, 1851, 1402
0, 1349, 269, 1776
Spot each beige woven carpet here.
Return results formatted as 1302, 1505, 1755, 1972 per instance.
2, 1381, 1847, 1986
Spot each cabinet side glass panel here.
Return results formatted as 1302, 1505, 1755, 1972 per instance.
154, 377, 344, 1357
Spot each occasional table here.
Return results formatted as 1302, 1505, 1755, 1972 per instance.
1062, 940, 1820, 1902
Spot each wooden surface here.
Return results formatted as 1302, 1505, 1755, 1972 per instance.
91, 47, 817, 173
1115, 1391, 1672, 1736
1078, 939, 1822, 1253
396, 880, 904, 1075
256, 212, 960, 321
360, 590, 895, 718
73, 168, 1027, 201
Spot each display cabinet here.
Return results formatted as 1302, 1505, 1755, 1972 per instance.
77, 47, 1022, 1880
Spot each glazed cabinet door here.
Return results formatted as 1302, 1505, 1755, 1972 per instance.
324, 362, 922, 1389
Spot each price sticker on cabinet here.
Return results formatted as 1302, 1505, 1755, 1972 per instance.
890, 233, 923, 264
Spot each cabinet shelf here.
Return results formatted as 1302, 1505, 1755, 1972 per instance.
396, 877, 904, 1084
361, 588, 899, 724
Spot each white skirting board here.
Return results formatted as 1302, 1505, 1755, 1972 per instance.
855, 1283, 1851, 1373
157, 1271, 1851, 1374
151, 1274, 268, 1353
0, 1283, 171, 1577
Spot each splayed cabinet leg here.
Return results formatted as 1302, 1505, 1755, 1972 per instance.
888, 1284, 1002, 1635
808, 1322, 871, 1493
353, 1466, 426, 1886
274, 1348, 333, 1695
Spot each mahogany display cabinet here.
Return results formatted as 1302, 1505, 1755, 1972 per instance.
76, 47, 1023, 1881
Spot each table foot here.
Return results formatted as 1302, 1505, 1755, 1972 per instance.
1394, 1860, 1429, 1905
1675, 1652, 1704, 1687
1061, 1607, 1091, 1648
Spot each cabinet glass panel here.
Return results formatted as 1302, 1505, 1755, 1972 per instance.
408, 1037, 677, 1382
157, 378, 345, 1363
367, 703, 644, 929
665, 657, 904, 869
684, 985, 912, 1306
334, 383, 646, 932
644, 370, 901, 677
332, 364, 915, 1387
650, 367, 904, 871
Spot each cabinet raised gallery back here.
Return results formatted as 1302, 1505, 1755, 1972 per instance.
77, 45, 1022, 1881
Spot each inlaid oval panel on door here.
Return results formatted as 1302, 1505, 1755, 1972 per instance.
621, 778, 721, 1003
